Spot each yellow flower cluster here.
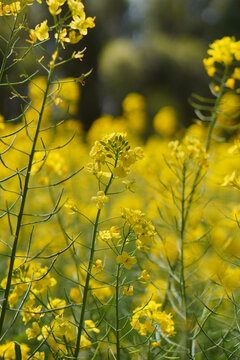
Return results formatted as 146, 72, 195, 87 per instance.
21, 299, 43, 325
168, 136, 209, 167
0, 1, 20, 16
131, 300, 175, 338
23, 297, 100, 354
91, 190, 109, 209
1, 262, 57, 309
221, 171, 240, 190
116, 251, 137, 270
217, 92, 240, 127
88, 132, 144, 178
97, 226, 121, 243
203, 36, 240, 77
122, 208, 156, 252
29, 0, 95, 45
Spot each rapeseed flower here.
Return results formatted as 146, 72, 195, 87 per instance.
116, 251, 137, 270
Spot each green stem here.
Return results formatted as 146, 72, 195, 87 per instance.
184, 66, 229, 224
0, 16, 19, 82
115, 264, 121, 360
114, 231, 129, 360
74, 170, 115, 359
205, 66, 229, 152
0, 64, 55, 340
179, 164, 189, 358
73, 208, 101, 359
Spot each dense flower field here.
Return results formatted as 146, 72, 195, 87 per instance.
1, 1, 240, 359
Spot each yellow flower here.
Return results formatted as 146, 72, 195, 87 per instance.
21, 299, 43, 325
72, 50, 84, 61
98, 226, 121, 243
85, 319, 100, 333
152, 341, 161, 348
217, 92, 240, 127
67, 0, 84, 16
131, 301, 175, 337
46, 0, 63, 15
26, 322, 41, 340
65, 199, 77, 214
122, 179, 137, 192
70, 13, 95, 36
0, 1, 21, 16
68, 30, 83, 44
123, 285, 133, 296
91, 191, 109, 209
47, 297, 66, 315
207, 36, 235, 65
153, 106, 178, 137
232, 67, 240, 80
226, 78, 235, 89
203, 57, 216, 77
0, 342, 30, 360
70, 287, 82, 302
34, 20, 50, 42
55, 28, 70, 48
116, 251, 137, 270
32, 352, 45, 360
92, 259, 103, 271
138, 269, 151, 282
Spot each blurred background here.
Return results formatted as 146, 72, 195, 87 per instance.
1, 0, 240, 132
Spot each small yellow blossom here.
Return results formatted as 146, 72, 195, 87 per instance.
92, 259, 103, 271
67, 0, 84, 16
152, 342, 161, 348
221, 171, 240, 190
85, 319, 100, 333
91, 190, 109, 209
72, 50, 85, 61
0, 1, 21, 16
68, 30, 83, 44
26, 322, 41, 340
233, 67, 240, 80
70, 287, 82, 302
47, 297, 66, 315
46, 0, 63, 15
65, 199, 77, 214
123, 285, 133, 296
226, 78, 235, 89
138, 269, 151, 282
116, 251, 137, 270
49, 50, 58, 68
55, 28, 70, 49
32, 352, 45, 360
122, 179, 137, 192
153, 106, 178, 137
30, 20, 49, 43
21, 299, 43, 325
70, 13, 95, 36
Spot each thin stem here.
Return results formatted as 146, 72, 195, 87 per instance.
74, 170, 115, 359
179, 164, 189, 358
184, 66, 229, 224
205, 66, 229, 152
0, 16, 18, 82
0, 64, 55, 339
115, 264, 121, 360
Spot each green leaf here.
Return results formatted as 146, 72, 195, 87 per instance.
14, 342, 22, 360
